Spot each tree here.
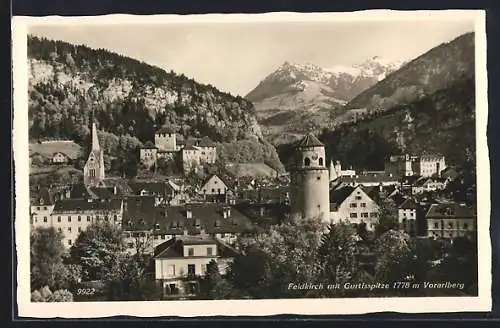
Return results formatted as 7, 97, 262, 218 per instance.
69, 222, 126, 281
317, 221, 361, 296
105, 252, 148, 300
129, 232, 155, 269
227, 246, 272, 298
229, 216, 326, 298
375, 197, 398, 237
373, 230, 416, 296
31, 286, 74, 302
200, 260, 234, 299
30, 227, 66, 290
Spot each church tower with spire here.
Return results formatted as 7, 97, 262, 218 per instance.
83, 119, 105, 186
289, 133, 330, 221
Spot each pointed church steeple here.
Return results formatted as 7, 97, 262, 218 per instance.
91, 121, 100, 151
84, 107, 105, 187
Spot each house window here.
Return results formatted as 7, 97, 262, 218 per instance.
43, 217, 47, 223
304, 157, 311, 166
78, 227, 82, 233
188, 248, 194, 256
434, 222, 439, 229
360, 203, 366, 207
319, 158, 324, 166
77, 216, 81, 222
43, 206, 47, 210
104, 216, 109, 222
161, 235, 166, 240
57, 216, 61, 222
350, 213, 358, 218
114, 215, 118, 221
68, 227, 72, 232
211, 188, 215, 193
355, 196, 362, 200
463, 222, 469, 229
68, 216, 71, 222
87, 216, 91, 222
68, 240, 72, 245
58, 228, 62, 233
37, 206, 41, 211
361, 212, 369, 218
317, 176, 321, 181
370, 212, 378, 218
448, 222, 454, 229
187, 264, 196, 276
207, 247, 213, 256
220, 233, 226, 238
350, 203, 357, 208
168, 265, 175, 276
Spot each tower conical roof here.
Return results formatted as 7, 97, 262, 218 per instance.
295, 133, 324, 148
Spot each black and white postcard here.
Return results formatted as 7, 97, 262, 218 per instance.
12, 10, 490, 317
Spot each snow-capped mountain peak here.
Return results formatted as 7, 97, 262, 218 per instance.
275, 57, 403, 84
274, 61, 332, 84
245, 56, 404, 121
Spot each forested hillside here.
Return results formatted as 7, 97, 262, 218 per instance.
27, 36, 285, 174
28, 36, 263, 144
278, 78, 476, 171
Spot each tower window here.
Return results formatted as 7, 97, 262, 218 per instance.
304, 157, 311, 167
319, 158, 323, 166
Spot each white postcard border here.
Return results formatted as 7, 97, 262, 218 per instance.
12, 10, 491, 318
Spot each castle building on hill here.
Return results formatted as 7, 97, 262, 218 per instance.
385, 153, 446, 178
289, 133, 330, 221
182, 137, 217, 173
83, 121, 105, 187
139, 126, 217, 174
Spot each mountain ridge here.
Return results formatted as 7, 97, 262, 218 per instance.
27, 35, 285, 175
28, 35, 263, 144
345, 32, 475, 111
246, 57, 402, 116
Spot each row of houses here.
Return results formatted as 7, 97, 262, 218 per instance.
30, 195, 246, 297
327, 182, 476, 239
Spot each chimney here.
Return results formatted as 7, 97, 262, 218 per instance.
259, 206, 265, 218
183, 229, 189, 236
223, 206, 231, 219
114, 185, 118, 195
186, 205, 192, 219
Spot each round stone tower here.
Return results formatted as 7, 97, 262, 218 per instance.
290, 133, 330, 221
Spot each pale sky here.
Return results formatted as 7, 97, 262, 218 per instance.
29, 20, 474, 96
